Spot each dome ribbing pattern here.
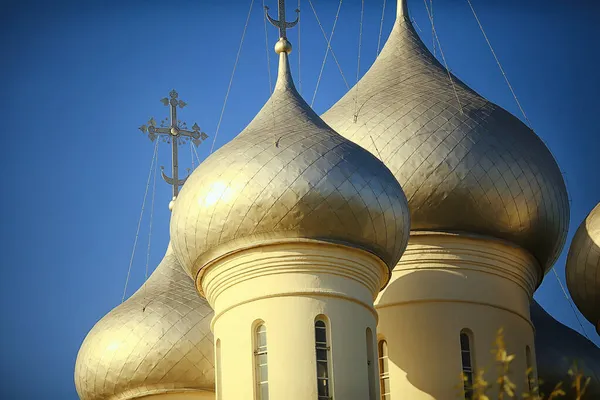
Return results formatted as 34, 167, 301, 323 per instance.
74, 246, 214, 400
170, 52, 410, 282
322, 1, 569, 272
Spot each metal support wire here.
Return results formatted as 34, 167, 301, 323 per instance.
353, 0, 365, 122
210, 0, 255, 154
297, 0, 302, 94
191, 142, 202, 166
551, 267, 594, 341
122, 140, 159, 303
308, 0, 348, 107
142, 142, 159, 310
422, 0, 463, 114
376, 0, 387, 56
465, 0, 532, 128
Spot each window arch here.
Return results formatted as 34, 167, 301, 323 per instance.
460, 330, 475, 400
315, 317, 333, 399
366, 328, 376, 400
254, 323, 269, 400
378, 340, 390, 400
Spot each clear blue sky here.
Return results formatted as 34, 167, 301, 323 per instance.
1, 0, 598, 398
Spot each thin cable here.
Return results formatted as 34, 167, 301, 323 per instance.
376, 0, 387, 56
190, 142, 195, 170
192, 143, 202, 165
353, 0, 365, 122
465, 0, 532, 128
551, 267, 593, 341
431, 0, 435, 56
210, 0, 255, 154
369, 135, 383, 160
297, 0, 302, 94
309, 0, 346, 107
551, 267, 600, 383
142, 142, 159, 309
262, 0, 273, 95
422, 0, 463, 114
122, 140, 158, 303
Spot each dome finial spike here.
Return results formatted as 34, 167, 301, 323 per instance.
397, 0, 409, 19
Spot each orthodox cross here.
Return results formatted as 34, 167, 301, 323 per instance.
265, 0, 299, 39
139, 89, 208, 201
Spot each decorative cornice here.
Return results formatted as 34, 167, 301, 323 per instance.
404, 231, 541, 295
200, 241, 388, 325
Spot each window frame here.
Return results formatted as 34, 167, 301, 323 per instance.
315, 316, 333, 400
460, 329, 475, 400
526, 345, 535, 393
254, 322, 269, 400
378, 339, 391, 400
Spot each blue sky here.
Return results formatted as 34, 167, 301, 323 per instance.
1, 0, 598, 398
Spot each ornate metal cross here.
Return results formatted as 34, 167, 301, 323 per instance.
265, 0, 299, 39
139, 89, 208, 201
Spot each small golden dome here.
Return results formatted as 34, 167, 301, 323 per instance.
322, 1, 569, 271
566, 203, 600, 332
170, 52, 410, 283
74, 245, 214, 400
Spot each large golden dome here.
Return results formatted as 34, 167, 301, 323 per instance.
74, 245, 214, 400
566, 203, 600, 333
322, 0, 569, 272
170, 49, 410, 282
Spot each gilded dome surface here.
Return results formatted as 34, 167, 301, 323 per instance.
321, 1, 569, 271
531, 301, 600, 397
170, 52, 410, 280
75, 245, 215, 400
566, 203, 600, 331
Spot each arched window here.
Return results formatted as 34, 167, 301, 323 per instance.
216, 339, 222, 400
315, 318, 332, 399
254, 323, 269, 400
460, 330, 474, 400
526, 345, 534, 393
378, 340, 390, 400
366, 328, 376, 400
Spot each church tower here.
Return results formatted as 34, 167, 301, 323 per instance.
322, 0, 569, 398
169, 2, 410, 400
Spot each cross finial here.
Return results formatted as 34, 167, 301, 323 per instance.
265, 0, 299, 40
138, 90, 209, 209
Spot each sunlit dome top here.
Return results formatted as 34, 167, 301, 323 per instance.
566, 202, 600, 333
170, 42, 410, 284
322, 0, 569, 272
74, 245, 214, 400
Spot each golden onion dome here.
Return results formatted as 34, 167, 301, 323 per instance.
170, 46, 410, 283
531, 301, 600, 397
321, 0, 569, 272
74, 245, 215, 400
566, 203, 600, 333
